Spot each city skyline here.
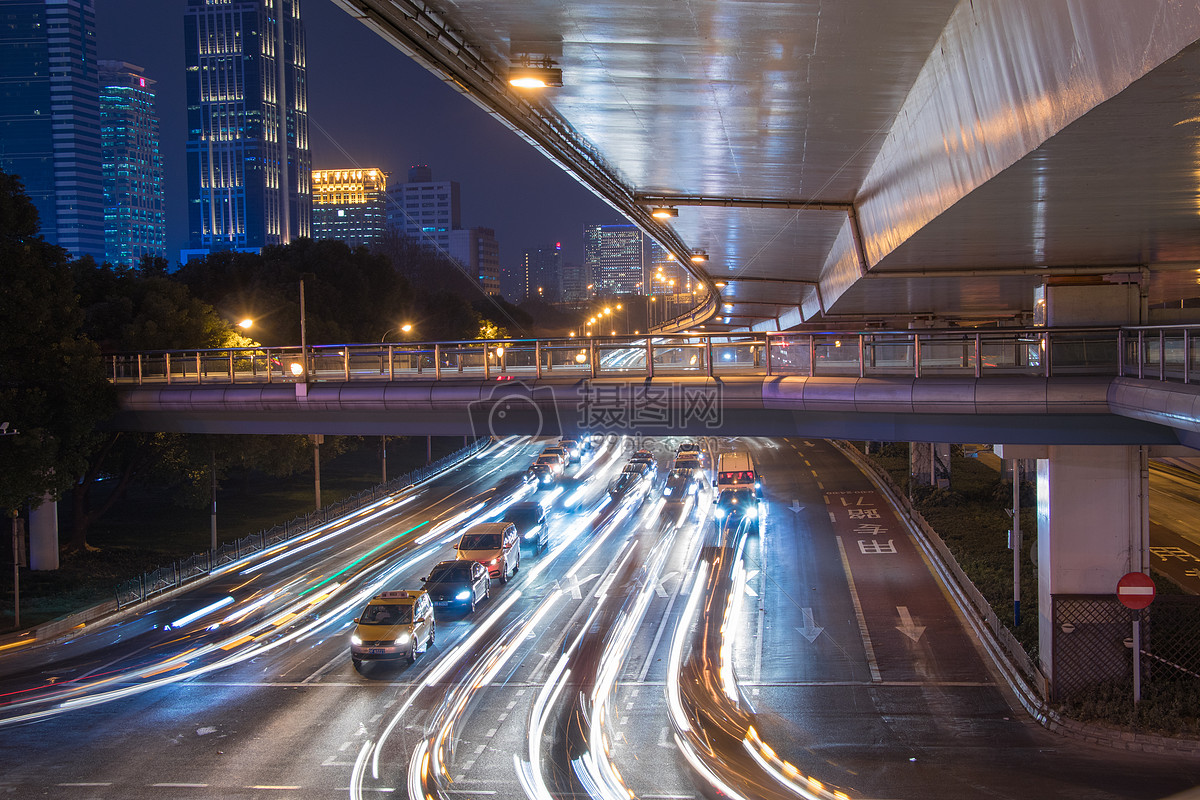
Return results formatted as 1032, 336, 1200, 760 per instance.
94, 0, 621, 271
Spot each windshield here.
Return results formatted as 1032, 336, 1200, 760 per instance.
427, 562, 472, 582
506, 509, 539, 527
459, 532, 502, 550
360, 604, 412, 625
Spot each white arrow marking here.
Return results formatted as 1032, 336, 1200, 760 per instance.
797, 607, 823, 643
743, 569, 759, 597
895, 606, 926, 642
569, 573, 599, 600
655, 570, 679, 598
790, 499, 804, 514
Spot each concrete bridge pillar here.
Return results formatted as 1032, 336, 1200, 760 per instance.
1036, 445, 1148, 695
909, 442, 950, 490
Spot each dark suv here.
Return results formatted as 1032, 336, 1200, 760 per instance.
504, 501, 549, 553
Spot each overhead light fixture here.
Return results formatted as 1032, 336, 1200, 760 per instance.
723, 303, 734, 310
650, 206, 678, 220
690, 250, 709, 264
508, 56, 562, 88
714, 281, 727, 288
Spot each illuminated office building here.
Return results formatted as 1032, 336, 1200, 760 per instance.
585, 223, 642, 295
0, 0, 105, 260
183, 0, 310, 261
520, 244, 563, 302
311, 167, 386, 249
99, 61, 165, 267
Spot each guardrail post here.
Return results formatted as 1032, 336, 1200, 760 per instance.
388, 345, 395, 381
974, 334, 981, 378
435, 344, 442, 380
646, 338, 655, 379
344, 348, 350, 381
913, 334, 921, 378
705, 336, 714, 378
1185, 330, 1191, 384
764, 334, 773, 376
165, 352, 171, 385
808, 336, 815, 377
1118, 330, 1125, 377
536, 341, 542, 379
858, 335, 865, 378
589, 339, 598, 379
137, 354, 143, 384
196, 352, 202, 384
484, 343, 490, 380
229, 351, 235, 384
1044, 332, 1052, 378
1159, 330, 1165, 381
1138, 330, 1144, 379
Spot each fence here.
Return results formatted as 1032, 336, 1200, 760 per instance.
1052, 594, 1200, 703
113, 436, 490, 609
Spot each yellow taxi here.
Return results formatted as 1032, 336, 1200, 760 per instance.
349, 589, 435, 669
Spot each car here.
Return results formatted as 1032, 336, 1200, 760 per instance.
527, 462, 558, 488
628, 451, 658, 473
714, 487, 761, 530
662, 467, 701, 500
504, 501, 549, 553
539, 447, 568, 468
622, 460, 652, 479
556, 438, 582, 463
673, 454, 703, 472
456, 522, 520, 582
350, 589, 435, 669
535, 453, 565, 475
677, 441, 703, 455
423, 559, 490, 613
608, 471, 644, 498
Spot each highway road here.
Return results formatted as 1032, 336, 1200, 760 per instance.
0, 436, 1197, 800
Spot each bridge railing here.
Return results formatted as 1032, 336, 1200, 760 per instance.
105, 325, 1200, 385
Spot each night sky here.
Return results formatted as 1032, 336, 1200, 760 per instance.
94, 0, 620, 269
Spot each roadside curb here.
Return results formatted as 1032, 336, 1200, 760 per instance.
832, 440, 1200, 757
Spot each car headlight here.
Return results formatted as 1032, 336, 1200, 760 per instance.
397, 633, 410, 644
746, 506, 758, 519
456, 590, 471, 600
490, 558, 498, 565
714, 507, 726, 519
663, 487, 673, 496
350, 634, 362, 646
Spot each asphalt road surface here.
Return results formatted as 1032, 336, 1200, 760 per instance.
0, 436, 1197, 800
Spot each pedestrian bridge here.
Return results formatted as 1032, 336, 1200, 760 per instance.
106, 325, 1200, 447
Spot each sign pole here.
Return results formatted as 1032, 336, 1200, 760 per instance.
1116, 570, 1155, 706
1132, 614, 1142, 704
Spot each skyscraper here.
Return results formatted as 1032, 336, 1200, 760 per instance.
0, 0, 105, 261
183, 0, 310, 261
559, 260, 591, 303
99, 61, 165, 268
450, 227, 500, 295
311, 167, 387, 249
520, 244, 563, 302
386, 164, 460, 253
584, 223, 642, 295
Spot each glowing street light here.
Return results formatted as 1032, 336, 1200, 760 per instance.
238, 318, 254, 330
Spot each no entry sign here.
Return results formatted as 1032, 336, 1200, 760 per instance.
1116, 571, 1156, 610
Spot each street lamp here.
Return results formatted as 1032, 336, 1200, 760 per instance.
238, 318, 253, 330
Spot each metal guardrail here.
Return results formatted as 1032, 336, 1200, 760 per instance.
104, 325, 1200, 386
113, 436, 491, 610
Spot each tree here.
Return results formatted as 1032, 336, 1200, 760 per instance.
0, 172, 113, 517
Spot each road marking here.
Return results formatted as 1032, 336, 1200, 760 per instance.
804, 460, 811, 467
322, 756, 355, 766
339, 741, 352, 752
248, 786, 302, 791
497, 712, 508, 722
896, 606, 926, 642
57, 784, 112, 787
486, 727, 497, 737
657, 726, 675, 749
301, 649, 346, 684
828, 511, 836, 523
836, 535, 882, 682
797, 607, 824, 643
474, 744, 486, 755
153, 784, 209, 788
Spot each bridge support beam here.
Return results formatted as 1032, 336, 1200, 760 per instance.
1035, 444, 1149, 697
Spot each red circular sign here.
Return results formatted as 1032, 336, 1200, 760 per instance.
1116, 571, 1156, 610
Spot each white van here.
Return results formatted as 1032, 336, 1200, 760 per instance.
716, 450, 761, 499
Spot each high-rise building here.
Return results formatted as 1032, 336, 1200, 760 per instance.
311, 167, 386, 249
559, 260, 591, 303
98, 61, 165, 268
450, 227, 500, 295
645, 238, 694, 296
386, 164, 460, 253
520, 244, 563, 302
183, 0, 311, 261
584, 223, 642, 295
0, 0, 105, 261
